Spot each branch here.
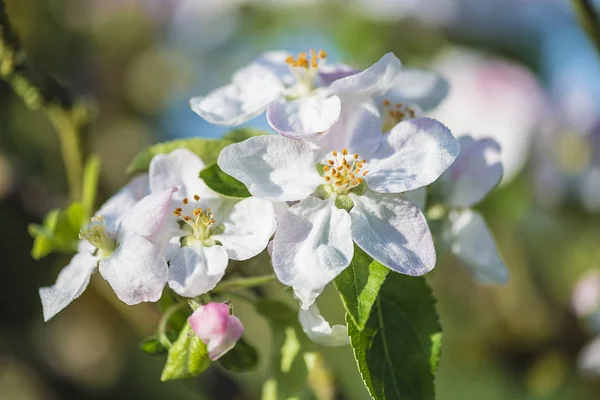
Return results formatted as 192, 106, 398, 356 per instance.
572, 0, 600, 55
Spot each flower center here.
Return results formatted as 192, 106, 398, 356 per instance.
381, 99, 417, 132
79, 215, 116, 256
322, 148, 368, 195
285, 49, 327, 97
173, 194, 216, 242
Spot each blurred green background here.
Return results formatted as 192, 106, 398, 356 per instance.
2, 0, 600, 399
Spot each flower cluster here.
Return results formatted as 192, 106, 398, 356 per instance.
38, 50, 509, 360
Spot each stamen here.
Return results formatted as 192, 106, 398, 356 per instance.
322, 150, 368, 194
183, 198, 189, 205
193, 194, 200, 201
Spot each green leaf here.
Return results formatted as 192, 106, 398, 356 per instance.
223, 128, 269, 142
82, 154, 102, 218
29, 202, 87, 259
199, 163, 251, 198
218, 337, 259, 373
161, 322, 211, 381
127, 138, 232, 175
140, 333, 178, 356
257, 300, 311, 400
334, 246, 389, 330
348, 274, 442, 400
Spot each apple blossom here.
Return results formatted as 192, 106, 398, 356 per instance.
218, 114, 459, 308
39, 175, 177, 321
189, 302, 244, 361
149, 148, 277, 298
432, 136, 508, 284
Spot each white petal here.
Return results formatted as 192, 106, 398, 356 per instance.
119, 186, 179, 239
254, 51, 296, 85
39, 252, 98, 321
212, 197, 277, 261
383, 67, 449, 111
149, 148, 216, 202
190, 63, 284, 126
218, 135, 322, 202
349, 191, 436, 276
168, 243, 229, 297
403, 187, 427, 210
311, 99, 383, 162
327, 53, 402, 97
439, 136, 503, 208
99, 233, 168, 305
95, 174, 149, 232
366, 118, 460, 193
272, 196, 354, 309
299, 304, 349, 347
318, 63, 360, 86
267, 95, 341, 139
579, 336, 600, 376
448, 209, 508, 285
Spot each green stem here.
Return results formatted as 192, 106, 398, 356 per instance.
212, 274, 276, 293
0, 1, 85, 202
47, 106, 83, 201
572, 0, 600, 55
158, 302, 189, 349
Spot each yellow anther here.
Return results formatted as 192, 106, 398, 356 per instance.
325, 176, 331, 181
328, 160, 335, 165
323, 166, 330, 171
363, 170, 369, 176
194, 194, 200, 201
332, 150, 338, 157
173, 211, 181, 217
183, 216, 190, 221
342, 148, 348, 155
183, 198, 189, 205
354, 153, 359, 159
318, 49, 327, 59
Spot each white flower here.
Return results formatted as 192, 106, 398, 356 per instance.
298, 304, 349, 347
149, 148, 277, 298
218, 115, 459, 308
190, 50, 427, 140
39, 175, 177, 321
433, 136, 508, 285
428, 48, 546, 184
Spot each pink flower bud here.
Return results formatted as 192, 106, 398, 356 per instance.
188, 302, 244, 361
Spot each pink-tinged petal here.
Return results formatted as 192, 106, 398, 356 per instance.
318, 63, 361, 86
212, 197, 277, 261
327, 53, 402, 97
96, 174, 149, 233
349, 191, 436, 276
217, 135, 322, 202
168, 243, 229, 298
267, 95, 342, 139
311, 99, 383, 162
190, 63, 285, 126
119, 186, 179, 239
272, 196, 354, 309
439, 136, 503, 208
365, 118, 460, 193
189, 302, 244, 361
447, 209, 508, 285
39, 252, 99, 321
383, 67, 449, 111
149, 148, 216, 202
99, 233, 168, 305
